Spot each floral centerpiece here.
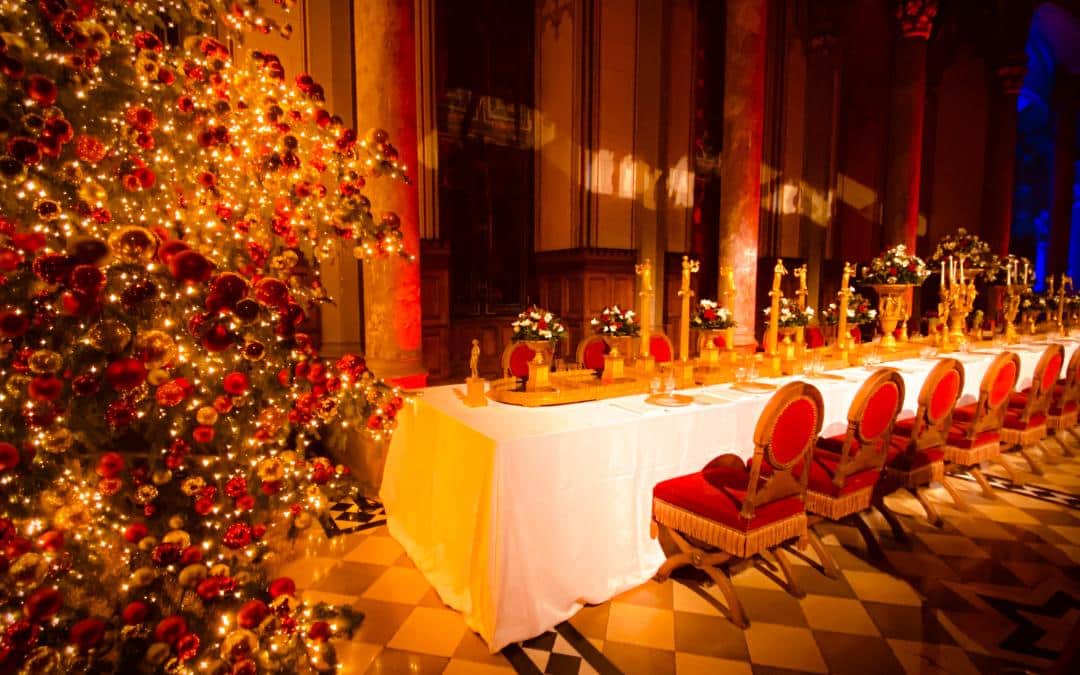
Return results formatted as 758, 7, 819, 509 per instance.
763, 297, 814, 328
591, 305, 640, 336
861, 244, 932, 286
820, 290, 877, 326
691, 299, 736, 329
984, 254, 1032, 286
511, 305, 567, 343
929, 227, 998, 274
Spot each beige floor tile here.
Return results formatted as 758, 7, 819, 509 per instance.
606, 603, 676, 651
844, 570, 922, 606
1051, 524, 1080, 544
730, 565, 785, 590
452, 629, 513, 667
945, 515, 1015, 541
887, 639, 981, 675
363, 647, 447, 674
302, 589, 362, 606
913, 533, 990, 558
671, 582, 723, 616
1055, 543, 1080, 564
361, 567, 433, 605
442, 660, 514, 675
344, 535, 406, 566
387, 607, 468, 657
971, 503, 1041, 525
675, 652, 753, 675
613, 579, 674, 609
800, 595, 881, 636
273, 556, 342, 589
743, 622, 827, 673
333, 640, 381, 675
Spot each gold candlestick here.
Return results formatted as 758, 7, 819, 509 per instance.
793, 264, 808, 361
635, 259, 656, 373
1003, 284, 1021, 343
764, 259, 787, 377
672, 256, 700, 387
836, 263, 853, 364
1056, 274, 1067, 335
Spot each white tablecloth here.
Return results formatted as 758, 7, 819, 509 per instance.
380, 340, 1077, 651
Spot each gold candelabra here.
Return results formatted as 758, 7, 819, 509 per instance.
635, 259, 655, 373
672, 256, 700, 387
794, 264, 808, 359
939, 255, 977, 347
1002, 284, 1022, 343
763, 260, 787, 377
836, 263, 854, 364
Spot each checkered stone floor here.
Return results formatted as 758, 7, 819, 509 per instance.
278, 439, 1080, 674
322, 497, 387, 537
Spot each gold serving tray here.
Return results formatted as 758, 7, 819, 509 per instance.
486, 369, 653, 407
645, 393, 694, 407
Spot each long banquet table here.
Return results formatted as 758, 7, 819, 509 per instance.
380, 340, 1078, 651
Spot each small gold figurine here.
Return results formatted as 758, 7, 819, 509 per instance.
463, 338, 487, 407
469, 339, 480, 379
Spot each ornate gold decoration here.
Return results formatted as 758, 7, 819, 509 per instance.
635, 259, 656, 373
870, 284, 911, 350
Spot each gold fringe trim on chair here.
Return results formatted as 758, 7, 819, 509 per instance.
652, 499, 806, 559
1048, 412, 1078, 433
943, 442, 1000, 465
886, 460, 944, 488
1000, 424, 1047, 447
805, 487, 872, 520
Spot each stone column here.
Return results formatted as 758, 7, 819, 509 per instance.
718, 0, 767, 343
354, 0, 426, 387
882, 0, 938, 249
981, 64, 1026, 257
1048, 74, 1078, 277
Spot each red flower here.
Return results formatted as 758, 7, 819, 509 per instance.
106, 358, 146, 390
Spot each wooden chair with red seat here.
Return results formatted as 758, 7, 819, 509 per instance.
943, 352, 1018, 502
651, 382, 824, 627
805, 326, 826, 349
877, 359, 963, 528
575, 335, 608, 371
998, 343, 1066, 477
648, 332, 674, 364
1045, 347, 1080, 457
804, 368, 905, 575
501, 341, 539, 379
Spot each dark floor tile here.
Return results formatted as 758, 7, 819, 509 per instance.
568, 603, 610, 641
364, 648, 449, 675
751, 665, 822, 675
602, 641, 675, 675
862, 602, 957, 644
673, 610, 749, 660
733, 587, 808, 627
544, 652, 584, 675
309, 560, 385, 596
788, 564, 857, 598
813, 630, 906, 675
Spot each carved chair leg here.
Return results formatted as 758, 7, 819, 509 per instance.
1067, 428, 1080, 450
911, 487, 943, 527
806, 528, 841, 579
768, 547, 804, 598
872, 495, 909, 543
969, 466, 997, 499
1037, 439, 1063, 465
1057, 434, 1077, 457
993, 453, 1023, 485
655, 552, 691, 582
940, 477, 969, 511
1018, 446, 1045, 475
850, 512, 888, 560
699, 563, 748, 629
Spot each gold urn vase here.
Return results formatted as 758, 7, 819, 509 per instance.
869, 284, 911, 350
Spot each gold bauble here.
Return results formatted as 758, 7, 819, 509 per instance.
168, 514, 186, 530
23, 646, 62, 673
269, 594, 297, 613
208, 563, 230, 578
134, 484, 159, 505
294, 512, 312, 530
78, 180, 108, 204
9, 552, 48, 587
87, 319, 132, 354
53, 503, 90, 530
163, 529, 191, 548
28, 349, 63, 374
41, 428, 73, 454
256, 458, 283, 482
180, 477, 205, 496
5, 374, 29, 396
220, 630, 258, 661
317, 398, 339, 421
40, 489, 65, 511
278, 450, 298, 465
130, 567, 157, 588
144, 642, 171, 667
151, 469, 173, 486
196, 406, 218, 426
134, 330, 176, 370
147, 368, 170, 386
137, 536, 159, 551
107, 226, 158, 264
178, 564, 207, 587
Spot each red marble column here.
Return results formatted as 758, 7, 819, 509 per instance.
354, 0, 426, 387
718, 0, 767, 343
1049, 74, 1078, 277
882, 0, 938, 249
980, 65, 1026, 257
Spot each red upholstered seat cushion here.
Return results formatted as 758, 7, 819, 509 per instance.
650, 335, 672, 363
1003, 410, 1046, 430
946, 424, 999, 449
581, 340, 608, 370
951, 403, 977, 423
806, 449, 881, 497
508, 343, 536, 378
886, 434, 944, 471
991, 360, 1018, 407
654, 471, 804, 533
930, 369, 961, 421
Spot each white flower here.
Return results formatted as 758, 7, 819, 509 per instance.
847, 309, 855, 318
806, 307, 815, 316
590, 318, 599, 325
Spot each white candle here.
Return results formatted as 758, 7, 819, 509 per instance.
1024, 262, 1029, 285
959, 258, 964, 283
1007, 264, 1011, 286
941, 261, 946, 288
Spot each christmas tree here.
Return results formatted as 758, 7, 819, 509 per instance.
0, 0, 409, 671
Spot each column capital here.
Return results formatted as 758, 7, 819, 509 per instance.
995, 64, 1027, 96
895, 0, 938, 40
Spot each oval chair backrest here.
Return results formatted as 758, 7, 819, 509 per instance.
805, 326, 825, 349
576, 336, 608, 371
830, 368, 906, 483
649, 333, 674, 363
903, 359, 963, 451
850, 326, 863, 345
502, 342, 537, 378
1020, 344, 1065, 423
741, 381, 824, 520
1059, 348, 1080, 411
968, 352, 1020, 435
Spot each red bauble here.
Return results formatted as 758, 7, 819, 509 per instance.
155, 380, 187, 407
232, 659, 258, 675
194, 497, 214, 515
201, 323, 234, 352
235, 495, 255, 511
195, 577, 222, 600
236, 600, 269, 629
28, 375, 63, 401
308, 621, 332, 642
169, 250, 214, 284
223, 372, 249, 395
154, 615, 188, 646
180, 545, 202, 564
23, 587, 63, 621
32, 252, 75, 284
192, 425, 214, 444
268, 576, 295, 598
260, 481, 281, 496
213, 395, 233, 414
69, 264, 105, 294
125, 105, 157, 132
24, 75, 58, 106
122, 600, 150, 625
106, 358, 146, 390
96, 451, 124, 478
224, 476, 247, 499
222, 522, 252, 549
157, 239, 189, 265
124, 522, 148, 543
151, 542, 182, 566
74, 135, 106, 163
0, 443, 18, 472
35, 530, 63, 553
69, 618, 106, 652
176, 632, 200, 662
253, 277, 289, 308
212, 273, 248, 304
